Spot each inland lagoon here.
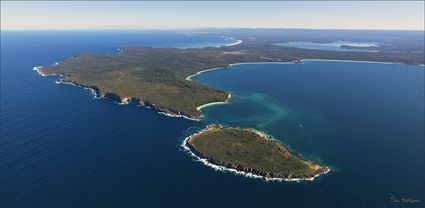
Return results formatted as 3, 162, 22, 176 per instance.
277, 41, 380, 52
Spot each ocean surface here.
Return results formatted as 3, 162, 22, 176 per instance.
1, 31, 424, 207
277, 41, 380, 52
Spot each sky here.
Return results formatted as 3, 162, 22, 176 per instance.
1, 1, 424, 30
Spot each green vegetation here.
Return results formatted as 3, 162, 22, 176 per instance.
39, 45, 287, 118
38, 33, 421, 179
40, 36, 424, 119
41, 47, 239, 118
186, 126, 329, 179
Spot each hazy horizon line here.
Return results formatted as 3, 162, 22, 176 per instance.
2, 27, 424, 32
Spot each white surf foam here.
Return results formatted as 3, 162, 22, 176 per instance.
181, 126, 331, 182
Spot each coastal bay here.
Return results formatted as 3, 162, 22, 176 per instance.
2, 30, 424, 207
34, 34, 425, 184
37, 38, 424, 120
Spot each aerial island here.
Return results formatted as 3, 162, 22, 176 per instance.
185, 125, 330, 180
35, 34, 424, 181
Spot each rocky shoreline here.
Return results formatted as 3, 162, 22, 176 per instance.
36, 62, 330, 182
34, 65, 209, 121
183, 125, 331, 182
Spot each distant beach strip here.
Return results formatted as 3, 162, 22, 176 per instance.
196, 93, 232, 111
217, 36, 243, 47
224, 39, 243, 47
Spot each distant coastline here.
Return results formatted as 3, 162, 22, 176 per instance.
225, 39, 243, 47
301, 59, 402, 65
218, 36, 243, 47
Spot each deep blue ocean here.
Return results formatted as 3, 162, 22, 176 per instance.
1, 31, 424, 207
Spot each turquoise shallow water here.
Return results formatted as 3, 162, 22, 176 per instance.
194, 61, 425, 206
1, 31, 424, 207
